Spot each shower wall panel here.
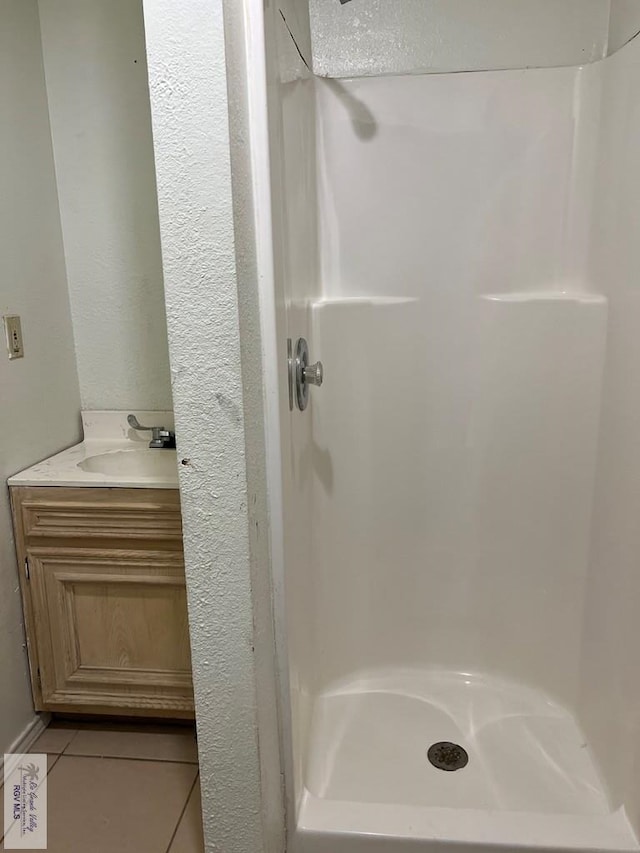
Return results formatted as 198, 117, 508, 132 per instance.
312, 66, 607, 707
580, 33, 640, 835
316, 68, 599, 301
264, 0, 320, 813
310, 293, 607, 707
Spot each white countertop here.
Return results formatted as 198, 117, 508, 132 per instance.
8, 411, 179, 489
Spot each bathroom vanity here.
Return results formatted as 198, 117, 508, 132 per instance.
9, 412, 194, 719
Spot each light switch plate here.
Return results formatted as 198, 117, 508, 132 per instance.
4, 315, 24, 359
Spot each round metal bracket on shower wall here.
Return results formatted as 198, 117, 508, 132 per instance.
288, 337, 324, 412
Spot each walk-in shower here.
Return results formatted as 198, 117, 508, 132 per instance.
261, 2, 640, 852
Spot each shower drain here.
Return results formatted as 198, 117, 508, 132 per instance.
427, 741, 469, 772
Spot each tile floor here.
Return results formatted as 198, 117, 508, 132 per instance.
1, 720, 204, 852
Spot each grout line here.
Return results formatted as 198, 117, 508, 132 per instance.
61, 729, 80, 754
163, 774, 199, 853
48, 753, 62, 770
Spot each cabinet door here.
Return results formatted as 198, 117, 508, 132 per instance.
28, 548, 194, 715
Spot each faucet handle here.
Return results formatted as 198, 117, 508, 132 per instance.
127, 414, 159, 432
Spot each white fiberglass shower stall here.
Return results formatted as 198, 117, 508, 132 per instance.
255, 2, 640, 851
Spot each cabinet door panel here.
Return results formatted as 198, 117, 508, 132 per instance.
29, 549, 194, 714
72, 581, 190, 673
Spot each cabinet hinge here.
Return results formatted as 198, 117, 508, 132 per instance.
24, 557, 30, 581
36, 668, 41, 689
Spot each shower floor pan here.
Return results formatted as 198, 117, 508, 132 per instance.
293, 670, 639, 853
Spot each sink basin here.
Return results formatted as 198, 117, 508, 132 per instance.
78, 449, 178, 480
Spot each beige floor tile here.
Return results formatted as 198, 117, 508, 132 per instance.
168, 778, 204, 853
30, 726, 77, 755
66, 728, 198, 763
35, 756, 197, 853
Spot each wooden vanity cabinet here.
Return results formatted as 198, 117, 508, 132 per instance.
10, 486, 194, 719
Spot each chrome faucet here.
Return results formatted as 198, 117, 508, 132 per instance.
127, 414, 176, 449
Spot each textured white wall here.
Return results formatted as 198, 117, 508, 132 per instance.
38, 0, 172, 411
0, 0, 81, 752
142, 0, 283, 851
309, 0, 612, 77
